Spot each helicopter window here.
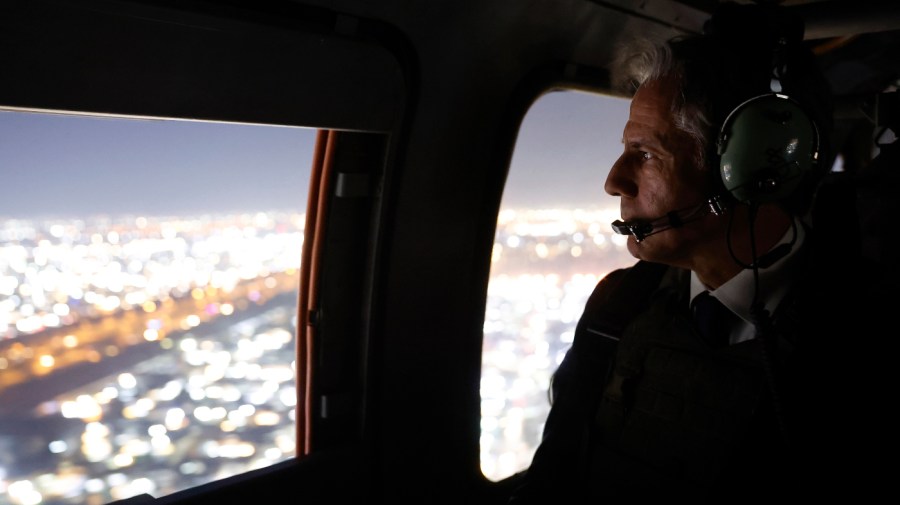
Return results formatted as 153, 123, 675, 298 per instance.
0, 109, 315, 504
480, 90, 635, 481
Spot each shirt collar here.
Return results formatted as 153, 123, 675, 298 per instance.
690, 217, 806, 324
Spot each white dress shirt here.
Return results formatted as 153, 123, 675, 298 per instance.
689, 219, 805, 345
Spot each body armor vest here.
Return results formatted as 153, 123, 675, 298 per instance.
577, 266, 796, 502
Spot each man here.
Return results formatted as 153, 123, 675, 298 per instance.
508, 3, 888, 503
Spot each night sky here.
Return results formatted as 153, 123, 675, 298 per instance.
0, 90, 630, 220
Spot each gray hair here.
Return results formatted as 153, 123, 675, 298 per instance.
613, 37, 713, 172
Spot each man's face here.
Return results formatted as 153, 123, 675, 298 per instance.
604, 76, 722, 266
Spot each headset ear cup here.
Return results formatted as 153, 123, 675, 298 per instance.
718, 94, 819, 203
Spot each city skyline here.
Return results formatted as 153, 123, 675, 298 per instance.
0, 204, 635, 500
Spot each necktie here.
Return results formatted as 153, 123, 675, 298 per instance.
691, 291, 735, 348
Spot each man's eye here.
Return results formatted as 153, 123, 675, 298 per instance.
641, 151, 654, 161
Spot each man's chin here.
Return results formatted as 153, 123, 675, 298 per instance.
625, 237, 642, 259
626, 235, 666, 263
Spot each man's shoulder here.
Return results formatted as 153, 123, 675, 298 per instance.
579, 261, 673, 334
589, 260, 671, 305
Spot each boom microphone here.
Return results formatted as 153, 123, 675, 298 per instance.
611, 195, 727, 242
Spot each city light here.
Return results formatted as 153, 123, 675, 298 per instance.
0, 211, 304, 504
1, 205, 635, 501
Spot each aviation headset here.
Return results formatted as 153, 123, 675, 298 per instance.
716, 92, 820, 204
707, 2, 822, 206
